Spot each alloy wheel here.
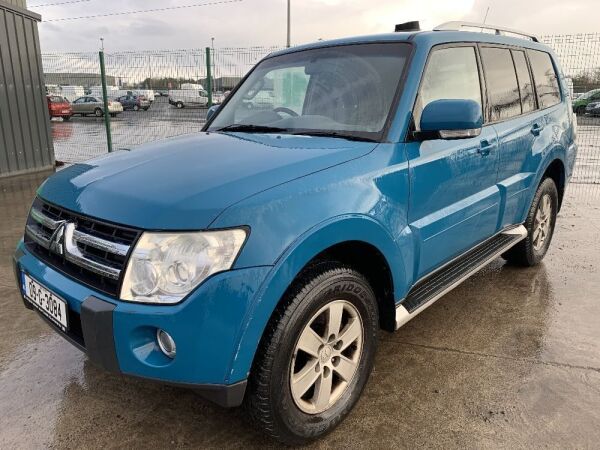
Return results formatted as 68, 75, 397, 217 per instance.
290, 300, 363, 414
533, 193, 552, 251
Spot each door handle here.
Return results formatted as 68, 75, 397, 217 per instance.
478, 139, 492, 156
531, 123, 544, 136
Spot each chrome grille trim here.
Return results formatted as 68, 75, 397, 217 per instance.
30, 206, 62, 230
72, 229, 130, 257
24, 199, 138, 288
25, 223, 51, 248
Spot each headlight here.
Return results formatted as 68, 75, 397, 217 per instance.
120, 229, 247, 304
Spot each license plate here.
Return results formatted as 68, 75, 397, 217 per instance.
22, 273, 69, 331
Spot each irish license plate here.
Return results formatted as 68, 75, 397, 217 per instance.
22, 273, 69, 331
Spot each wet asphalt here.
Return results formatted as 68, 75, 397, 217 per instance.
1, 172, 599, 449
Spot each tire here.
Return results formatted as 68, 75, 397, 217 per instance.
575, 106, 586, 115
94, 108, 103, 117
110, 113, 117, 118
176, 101, 184, 109
143, 107, 149, 111
62, 116, 71, 121
244, 264, 378, 445
503, 177, 558, 266
133, 105, 139, 111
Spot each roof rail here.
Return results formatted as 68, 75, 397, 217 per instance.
433, 21, 539, 42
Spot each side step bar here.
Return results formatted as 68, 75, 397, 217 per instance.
395, 225, 527, 330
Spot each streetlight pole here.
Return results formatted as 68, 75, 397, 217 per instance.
286, 0, 291, 48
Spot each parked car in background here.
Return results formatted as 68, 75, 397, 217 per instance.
71, 96, 123, 117
46, 95, 72, 121
585, 101, 600, 116
168, 89, 209, 108
156, 89, 169, 97
14, 23, 576, 445
572, 88, 600, 114
116, 94, 151, 111
212, 91, 226, 104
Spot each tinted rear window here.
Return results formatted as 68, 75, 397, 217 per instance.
512, 50, 536, 113
528, 50, 561, 109
480, 47, 521, 121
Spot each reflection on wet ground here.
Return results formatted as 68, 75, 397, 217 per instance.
1, 173, 599, 448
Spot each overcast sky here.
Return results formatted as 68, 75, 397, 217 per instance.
34, 0, 597, 52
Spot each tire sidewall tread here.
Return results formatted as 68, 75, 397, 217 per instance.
245, 263, 379, 445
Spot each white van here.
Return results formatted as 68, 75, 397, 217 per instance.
60, 86, 85, 102
135, 89, 156, 102
168, 89, 209, 108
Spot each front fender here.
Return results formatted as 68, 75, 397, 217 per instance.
225, 214, 410, 383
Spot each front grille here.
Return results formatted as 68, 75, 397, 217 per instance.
24, 198, 141, 296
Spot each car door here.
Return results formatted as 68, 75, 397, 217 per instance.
71, 97, 85, 114
407, 44, 501, 279
481, 46, 539, 228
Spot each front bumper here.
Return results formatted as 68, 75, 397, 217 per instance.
13, 241, 270, 407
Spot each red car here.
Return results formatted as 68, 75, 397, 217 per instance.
47, 95, 73, 121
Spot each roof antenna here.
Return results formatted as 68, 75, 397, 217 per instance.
483, 6, 490, 24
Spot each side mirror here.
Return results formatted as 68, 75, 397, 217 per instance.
206, 104, 220, 121
419, 99, 483, 140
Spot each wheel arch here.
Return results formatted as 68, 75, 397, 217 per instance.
226, 215, 409, 383
542, 158, 566, 211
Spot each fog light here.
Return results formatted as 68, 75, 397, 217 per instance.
156, 329, 176, 358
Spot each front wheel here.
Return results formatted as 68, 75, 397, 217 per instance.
176, 101, 184, 109
94, 108, 103, 117
245, 264, 378, 445
503, 177, 558, 266
62, 115, 71, 121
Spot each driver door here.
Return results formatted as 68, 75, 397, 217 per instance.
407, 44, 501, 279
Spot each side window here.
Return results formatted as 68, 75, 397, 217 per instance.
415, 46, 482, 130
512, 50, 536, 113
480, 47, 521, 121
528, 50, 561, 109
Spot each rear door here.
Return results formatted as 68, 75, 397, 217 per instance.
407, 44, 501, 278
490, 48, 563, 227
480, 46, 537, 228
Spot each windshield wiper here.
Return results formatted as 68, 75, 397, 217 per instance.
215, 124, 290, 133
290, 130, 378, 142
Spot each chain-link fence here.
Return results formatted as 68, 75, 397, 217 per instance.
540, 34, 600, 187
43, 46, 279, 163
43, 37, 600, 189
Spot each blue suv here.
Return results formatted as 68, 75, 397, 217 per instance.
14, 22, 577, 444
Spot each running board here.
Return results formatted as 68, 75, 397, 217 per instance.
395, 225, 527, 330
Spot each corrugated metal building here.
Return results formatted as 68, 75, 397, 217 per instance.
0, 0, 54, 178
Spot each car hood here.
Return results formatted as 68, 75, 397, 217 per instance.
39, 132, 377, 230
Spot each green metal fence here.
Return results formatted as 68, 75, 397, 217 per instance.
42, 46, 279, 163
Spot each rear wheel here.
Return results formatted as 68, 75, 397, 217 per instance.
503, 177, 558, 266
133, 104, 139, 111
94, 108, 103, 117
176, 101, 184, 109
245, 264, 378, 445
576, 105, 586, 115
62, 115, 71, 121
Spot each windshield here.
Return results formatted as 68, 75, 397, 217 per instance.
208, 43, 410, 141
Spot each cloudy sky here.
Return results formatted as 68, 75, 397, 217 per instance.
33, 0, 596, 52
